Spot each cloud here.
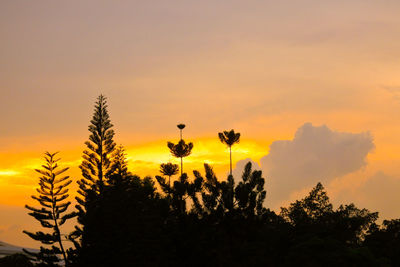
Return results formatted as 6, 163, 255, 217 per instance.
232, 158, 261, 181
333, 171, 400, 220
259, 123, 374, 209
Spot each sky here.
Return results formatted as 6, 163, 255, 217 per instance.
2, 0, 400, 248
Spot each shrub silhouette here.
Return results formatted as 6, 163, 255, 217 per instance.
0, 253, 34, 267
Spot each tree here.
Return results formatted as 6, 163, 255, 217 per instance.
159, 163, 179, 190
191, 162, 266, 218
167, 137, 193, 176
73, 94, 116, 254
177, 162, 269, 265
280, 182, 379, 265
365, 219, 400, 265
167, 124, 193, 176
107, 144, 132, 185
23, 152, 76, 266
280, 182, 333, 226
218, 130, 240, 175
177, 123, 185, 140
78, 94, 116, 195
73, 176, 170, 266
280, 182, 378, 241
0, 253, 34, 267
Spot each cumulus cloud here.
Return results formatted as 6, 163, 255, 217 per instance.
260, 123, 374, 209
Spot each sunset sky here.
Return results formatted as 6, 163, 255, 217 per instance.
2, 0, 400, 248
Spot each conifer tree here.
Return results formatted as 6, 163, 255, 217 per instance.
107, 144, 132, 185
78, 94, 116, 195
159, 163, 179, 189
167, 140, 193, 176
218, 129, 240, 175
23, 152, 76, 266
167, 124, 193, 176
74, 94, 116, 250
191, 162, 266, 217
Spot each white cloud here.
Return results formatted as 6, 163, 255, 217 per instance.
232, 158, 261, 182
259, 123, 374, 209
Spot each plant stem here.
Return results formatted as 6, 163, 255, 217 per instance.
180, 157, 183, 176
49, 158, 68, 266
229, 146, 232, 175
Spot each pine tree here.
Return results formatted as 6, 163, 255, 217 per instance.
159, 163, 179, 189
78, 94, 116, 195
218, 129, 240, 175
167, 140, 193, 176
107, 144, 132, 185
23, 152, 76, 266
74, 94, 116, 250
167, 124, 193, 176
191, 162, 266, 217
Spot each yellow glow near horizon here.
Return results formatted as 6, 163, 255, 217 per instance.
0, 137, 271, 206
124, 137, 271, 178
0, 170, 20, 176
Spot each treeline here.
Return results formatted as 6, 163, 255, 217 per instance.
6, 95, 400, 266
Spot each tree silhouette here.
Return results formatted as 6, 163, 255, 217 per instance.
74, 94, 116, 254
280, 182, 380, 265
23, 152, 76, 266
281, 182, 333, 226
191, 162, 266, 218
0, 253, 34, 267
177, 123, 185, 140
365, 219, 400, 265
159, 163, 179, 190
167, 140, 193, 176
218, 129, 240, 175
73, 175, 170, 266
180, 162, 270, 265
107, 144, 132, 185
78, 94, 116, 195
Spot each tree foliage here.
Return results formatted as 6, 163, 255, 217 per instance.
218, 130, 241, 147
0, 253, 34, 267
23, 152, 76, 266
74, 176, 169, 266
281, 182, 333, 225
77, 94, 116, 195
107, 144, 131, 185
218, 129, 240, 175
280, 182, 381, 265
190, 162, 266, 218
159, 162, 179, 189
167, 140, 193, 175
73, 95, 117, 256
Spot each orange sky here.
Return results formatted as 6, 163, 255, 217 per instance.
2, 0, 400, 248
